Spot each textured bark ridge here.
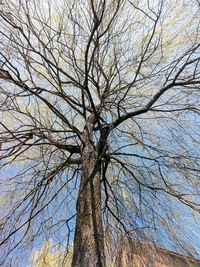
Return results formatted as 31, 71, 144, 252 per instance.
72, 117, 106, 267
72, 144, 105, 267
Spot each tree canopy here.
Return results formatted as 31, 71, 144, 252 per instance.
0, 0, 200, 266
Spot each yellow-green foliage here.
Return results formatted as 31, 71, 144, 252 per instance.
31, 240, 72, 267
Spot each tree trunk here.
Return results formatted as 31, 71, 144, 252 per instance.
72, 142, 105, 267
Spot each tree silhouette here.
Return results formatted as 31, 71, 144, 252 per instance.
0, 0, 200, 266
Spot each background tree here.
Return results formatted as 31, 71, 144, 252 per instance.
30, 240, 73, 267
0, 0, 200, 266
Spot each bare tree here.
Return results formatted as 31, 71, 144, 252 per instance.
0, 0, 200, 266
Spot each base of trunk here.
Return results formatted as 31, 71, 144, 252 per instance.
72, 147, 105, 267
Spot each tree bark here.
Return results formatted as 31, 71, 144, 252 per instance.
72, 141, 105, 267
